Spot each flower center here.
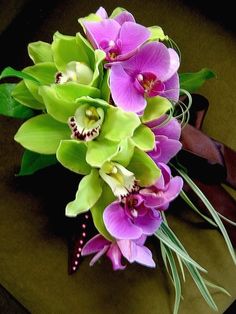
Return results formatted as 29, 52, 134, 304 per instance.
135, 72, 165, 97
99, 39, 122, 61
68, 105, 104, 141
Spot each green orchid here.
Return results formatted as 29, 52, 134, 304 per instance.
11, 31, 106, 111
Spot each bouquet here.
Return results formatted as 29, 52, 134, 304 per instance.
0, 6, 235, 313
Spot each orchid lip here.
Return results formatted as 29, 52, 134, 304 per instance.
68, 105, 104, 142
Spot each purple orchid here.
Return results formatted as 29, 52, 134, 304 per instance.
103, 192, 162, 240
82, 234, 155, 270
83, 19, 150, 62
140, 163, 183, 210
147, 116, 182, 164
110, 42, 180, 112
96, 7, 135, 25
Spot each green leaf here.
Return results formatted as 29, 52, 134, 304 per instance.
179, 68, 216, 93
127, 148, 161, 186
28, 41, 53, 64
56, 140, 91, 175
112, 138, 135, 167
0, 67, 39, 82
131, 124, 155, 151
180, 190, 217, 227
163, 244, 182, 314
14, 114, 70, 154
39, 83, 100, 123
148, 26, 167, 41
12, 81, 45, 110
18, 150, 57, 176
100, 107, 140, 141
52, 32, 91, 71
142, 96, 172, 123
91, 183, 115, 240
0, 83, 35, 119
66, 169, 102, 217
86, 139, 119, 167
174, 166, 236, 265
155, 226, 206, 272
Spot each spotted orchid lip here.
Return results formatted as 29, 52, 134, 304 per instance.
68, 105, 104, 142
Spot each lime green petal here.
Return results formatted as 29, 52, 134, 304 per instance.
78, 14, 102, 33
100, 107, 140, 141
39, 83, 100, 123
91, 183, 115, 241
66, 169, 102, 217
86, 139, 119, 167
0, 67, 38, 82
110, 7, 126, 18
148, 26, 167, 41
91, 49, 106, 87
142, 96, 172, 123
23, 62, 57, 103
112, 138, 135, 167
12, 81, 44, 110
28, 41, 53, 64
18, 150, 57, 176
52, 32, 91, 71
76, 33, 95, 68
131, 124, 155, 151
101, 69, 110, 102
128, 148, 161, 186
56, 140, 91, 175
14, 114, 70, 154
0, 83, 35, 119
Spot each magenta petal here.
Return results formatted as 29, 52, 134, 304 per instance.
96, 7, 108, 19
82, 234, 110, 256
110, 64, 146, 112
106, 243, 126, 270
89, 245, 109, 266
134, 235, 147, 246
164, 176, 183, 201
162, 73, 180, 102
135, 245, 156, 267
135, 210, 162, 235
122, 42, 170, 81
119, 22, 150, 55
114, 11, 135, 25
155, 117, 181, 140
163, 48, 180, 81
103, 202, 142, 239
117, 239, 136, 262
84, 19, 120, 49
149, 135, 182, 164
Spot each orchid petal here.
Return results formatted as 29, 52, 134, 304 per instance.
84, 19, 120, 49
110, 64, 146, 112
96, 7, 108, 19
122, 42, 170, 81
134, 244, 156, 267
103, 202, 142, 239
135, 210, 162, 235
114, 11, 135, 25
153, 117, 181, 140
82, 234, 110, 255
89, 245, 109, 266
163, 48, 180, 81
106, 243, 126, 270
162, 73, 180, 102
119, 22, 150, 55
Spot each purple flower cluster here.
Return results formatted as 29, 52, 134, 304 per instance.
81, 7, 183, 270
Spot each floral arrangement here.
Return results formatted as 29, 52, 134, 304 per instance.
0, 6, 235, 314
